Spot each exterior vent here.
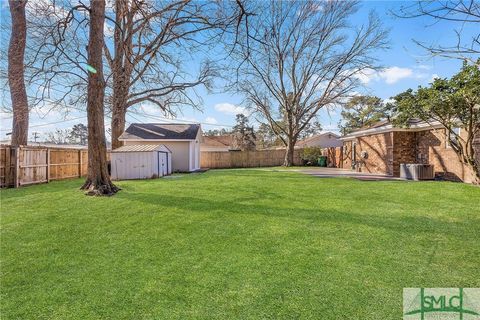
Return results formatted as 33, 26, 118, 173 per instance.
400, 164, 435, 180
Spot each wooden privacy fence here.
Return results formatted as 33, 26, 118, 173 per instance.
201, 149, 303, 169
0, 145, 88, 188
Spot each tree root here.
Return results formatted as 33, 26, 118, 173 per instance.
80, 180, 120, 196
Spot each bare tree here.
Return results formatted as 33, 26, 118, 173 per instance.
45, 129, 71, 144
228, 0, 388, 165
80, 0, 118, 196
105, 0, 224, 149
8, 0, 250, 149
8, 0, 29, 146
395, 0, 480, 62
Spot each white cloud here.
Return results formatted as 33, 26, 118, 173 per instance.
356, 69, 379, 84
356, 66, 422, 85
205, 117, 218, 124
379, 67, 413, 84
214, 103, 247, 115
430, 74, 440, 82
26, 0, 68, 19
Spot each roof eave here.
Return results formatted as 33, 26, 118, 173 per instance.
118, 138, 196, 142
339, 121, 445, 140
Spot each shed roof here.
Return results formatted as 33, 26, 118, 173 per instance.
111, 144, 171, 153
119, 123, 200, 141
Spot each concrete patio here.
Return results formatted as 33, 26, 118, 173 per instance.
296, 167, 405, 181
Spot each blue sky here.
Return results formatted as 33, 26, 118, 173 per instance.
0, 0, 476, 141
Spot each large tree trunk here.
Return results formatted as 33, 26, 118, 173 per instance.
283, 136, 297, 166
8, 0, 28, 146
111, 106, 126, 150
110, 0, 132, 150
81, 0, 118, 196
111, 75, 129, 149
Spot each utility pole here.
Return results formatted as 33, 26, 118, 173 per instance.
32, 131, 39, 142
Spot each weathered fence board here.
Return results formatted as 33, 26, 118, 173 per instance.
201, 149, 303, 169
0, 146, 15, 188
17, 147, 48, 186
0, 145, 89, 188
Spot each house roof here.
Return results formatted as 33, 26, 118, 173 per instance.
111, 144, 171, 153
296, 132, 340, 147
340, 119, 444, 141
202, 135, 234, 147
119, 123, 200, 141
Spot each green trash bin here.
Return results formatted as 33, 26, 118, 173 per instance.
317, 156, 327, 167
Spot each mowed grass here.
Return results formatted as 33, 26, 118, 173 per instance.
1, 169, 479, 319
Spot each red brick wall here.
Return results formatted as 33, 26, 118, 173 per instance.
392, 131, 417, 177
341, 128, 478, 183
355, 132, 393, 175
342, 141, 353, 169
416, 128, 476, 183
326, 147, 343, 168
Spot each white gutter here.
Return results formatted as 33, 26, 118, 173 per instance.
118, 138, 196, 142
339, 121, 445, 141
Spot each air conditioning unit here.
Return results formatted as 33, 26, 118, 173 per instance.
400, 164, 435, 181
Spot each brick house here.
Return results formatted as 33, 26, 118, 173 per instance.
340, 119, 479, 183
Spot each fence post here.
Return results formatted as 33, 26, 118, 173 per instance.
46, 148, 50, 183
14, 147, 20, 188
4, 146, 11, 187
79, 149, 82, 177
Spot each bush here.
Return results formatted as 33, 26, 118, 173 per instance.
301, 147, 323, 165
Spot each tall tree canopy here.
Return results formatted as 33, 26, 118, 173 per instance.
228, 0, 388, 165
339, 95, 387, 135
231, 114, 256, 151
390, 61, 480, 183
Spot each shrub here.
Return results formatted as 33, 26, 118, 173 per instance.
301, 147, 323, 165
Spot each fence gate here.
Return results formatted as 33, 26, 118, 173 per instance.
0, 146, 15, 187
17, 147, 48, 187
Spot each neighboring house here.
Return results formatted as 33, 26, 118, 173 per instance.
265, 132, 343, 150
296, 132, 343, 148
340, 119, 479, 183
118, 123, 201, 172
201, 135, 235, 152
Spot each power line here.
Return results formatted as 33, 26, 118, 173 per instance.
0, 116, 87, 132
130, 110, 236, 128
1, 108, 235, 133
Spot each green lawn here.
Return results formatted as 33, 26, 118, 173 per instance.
1, 169, 479, 319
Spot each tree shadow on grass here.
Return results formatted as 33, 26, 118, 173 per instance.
124, 192, 478, 239
0, 178, 85, 200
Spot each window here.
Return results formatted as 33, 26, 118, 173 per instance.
446, 127, 460, 149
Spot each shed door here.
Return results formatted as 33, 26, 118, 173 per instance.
194, 141, 200, 170
158, 152, 167, 176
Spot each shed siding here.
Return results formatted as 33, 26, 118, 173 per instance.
111, 152, 158, 180
124, 140, 190, 172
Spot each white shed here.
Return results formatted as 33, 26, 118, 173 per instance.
118, 123, 201, 172
111, 144, 172, 180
